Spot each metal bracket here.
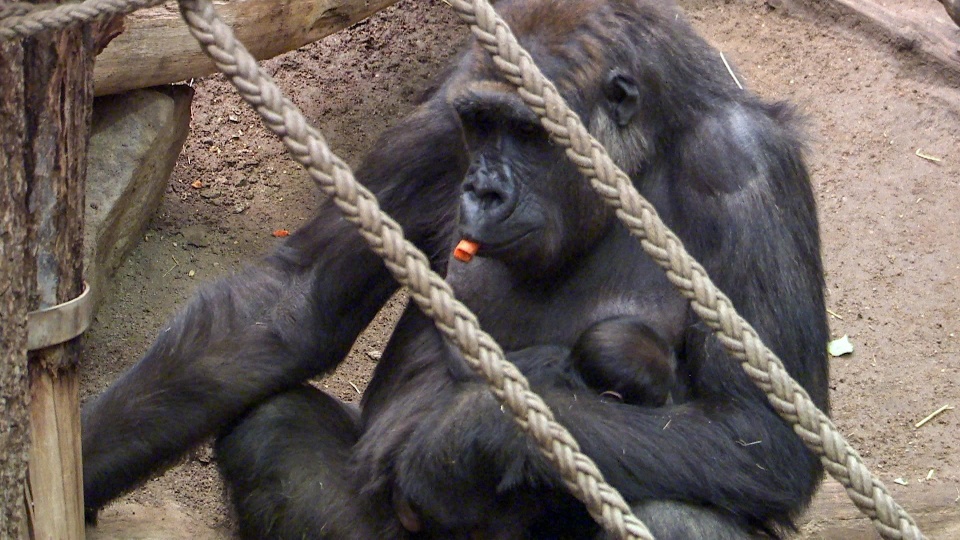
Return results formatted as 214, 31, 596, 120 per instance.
26, 282, 94, 351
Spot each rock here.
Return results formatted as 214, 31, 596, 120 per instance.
84, 86, 194, 313
180, 224, 210, 248
198, 187, 221, 200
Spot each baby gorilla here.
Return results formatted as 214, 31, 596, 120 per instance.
572, 316, 678, 406
510, 315, 679, 407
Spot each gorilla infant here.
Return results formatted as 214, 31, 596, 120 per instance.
510, 316, 679, 407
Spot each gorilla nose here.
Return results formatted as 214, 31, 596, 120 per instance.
465, 180, 506, 209
462, 171, 516, 221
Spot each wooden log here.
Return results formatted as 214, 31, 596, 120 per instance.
0, 2, 95, 538
801, 478, 960, 539
26, 369, 85, 540
93, 0, 401, 96
24, 21, 92, 539
789, 0, 960, 77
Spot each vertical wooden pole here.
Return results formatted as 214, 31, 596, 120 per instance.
0, 29, 31, 540
0, 2, 95, 539
23, 12, 94, 540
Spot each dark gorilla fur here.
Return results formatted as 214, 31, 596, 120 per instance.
81, 0, 829, 538
570, 316, 679, 406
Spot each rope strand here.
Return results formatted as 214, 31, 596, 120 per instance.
0, 0, 925, 538
175, 0, 653, 537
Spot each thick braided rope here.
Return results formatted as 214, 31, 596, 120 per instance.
447, 0, 924, 539
175, 0, 651, 538
0, 0, 925, 538
0, 0, 648, 536
1, 3, 51, 19
0, 0, 166, 41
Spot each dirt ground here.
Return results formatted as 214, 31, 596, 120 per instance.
80, 0, 960, 537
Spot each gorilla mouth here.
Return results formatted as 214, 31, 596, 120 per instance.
457, 189, 548, 264
453, 239, 481, 262
461, 228, 538, 259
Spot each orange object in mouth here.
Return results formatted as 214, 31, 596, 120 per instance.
453, 239, 480, 262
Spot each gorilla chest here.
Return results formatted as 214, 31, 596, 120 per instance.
446, 256, 687, 351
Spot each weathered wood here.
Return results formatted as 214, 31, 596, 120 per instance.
26, 367, 85, 540
0, 32, 31, 540
86, 503, 228, 540
94, 0, 401, 96
13, 1, 95, 538
801, 478, 960, 539
791, 0, 960, 77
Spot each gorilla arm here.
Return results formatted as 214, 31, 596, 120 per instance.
376, 326, 822, 535
552, 101, 828, 531
81, 100, 467, 511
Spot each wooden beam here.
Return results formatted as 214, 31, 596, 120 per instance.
791, 0, 960, 77
93, 0, 401, 96
1, 3, 91, 537
801, 479, 960, 539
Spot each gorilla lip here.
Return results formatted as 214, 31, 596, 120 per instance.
454, 238, 481, 262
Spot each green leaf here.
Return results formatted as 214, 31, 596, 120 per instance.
828, 335, 854, 357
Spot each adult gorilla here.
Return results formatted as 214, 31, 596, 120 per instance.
82, 0, 829, 537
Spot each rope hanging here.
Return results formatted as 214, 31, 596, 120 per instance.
0, 1, 926, 539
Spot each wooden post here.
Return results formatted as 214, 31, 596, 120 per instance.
0, 31, 32, 540
0, 2, 95, 539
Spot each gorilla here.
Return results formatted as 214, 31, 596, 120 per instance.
81, 0, 829, 538
496, 314, 680, 410
569, 316, 679, 406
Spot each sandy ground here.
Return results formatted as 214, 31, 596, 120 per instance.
81, 0, 960, 537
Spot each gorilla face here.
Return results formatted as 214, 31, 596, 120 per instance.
450, 78, 637, 276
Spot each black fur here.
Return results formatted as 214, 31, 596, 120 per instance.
571, 316, 679, 406
82, 1, 828, 538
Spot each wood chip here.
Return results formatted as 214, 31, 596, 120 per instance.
915, 149, 943, 162
914, 404, 954, 428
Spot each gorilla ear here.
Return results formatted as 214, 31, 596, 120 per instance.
604, 70, 641, 127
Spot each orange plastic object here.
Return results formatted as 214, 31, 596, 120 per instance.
272, 229, 290, 238
453, 239, 480, 262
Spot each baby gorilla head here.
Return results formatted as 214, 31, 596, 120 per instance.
506, 316, 679, 407
571, 316, 678, 406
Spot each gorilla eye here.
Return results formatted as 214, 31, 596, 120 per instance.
513, 120, 543, 139
460, 108, 497, 133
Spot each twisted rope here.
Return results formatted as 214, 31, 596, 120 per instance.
174, 0, 652, 538
0, 0, 926, 539
446, 1, 924, 538
0, 0, 165, 41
